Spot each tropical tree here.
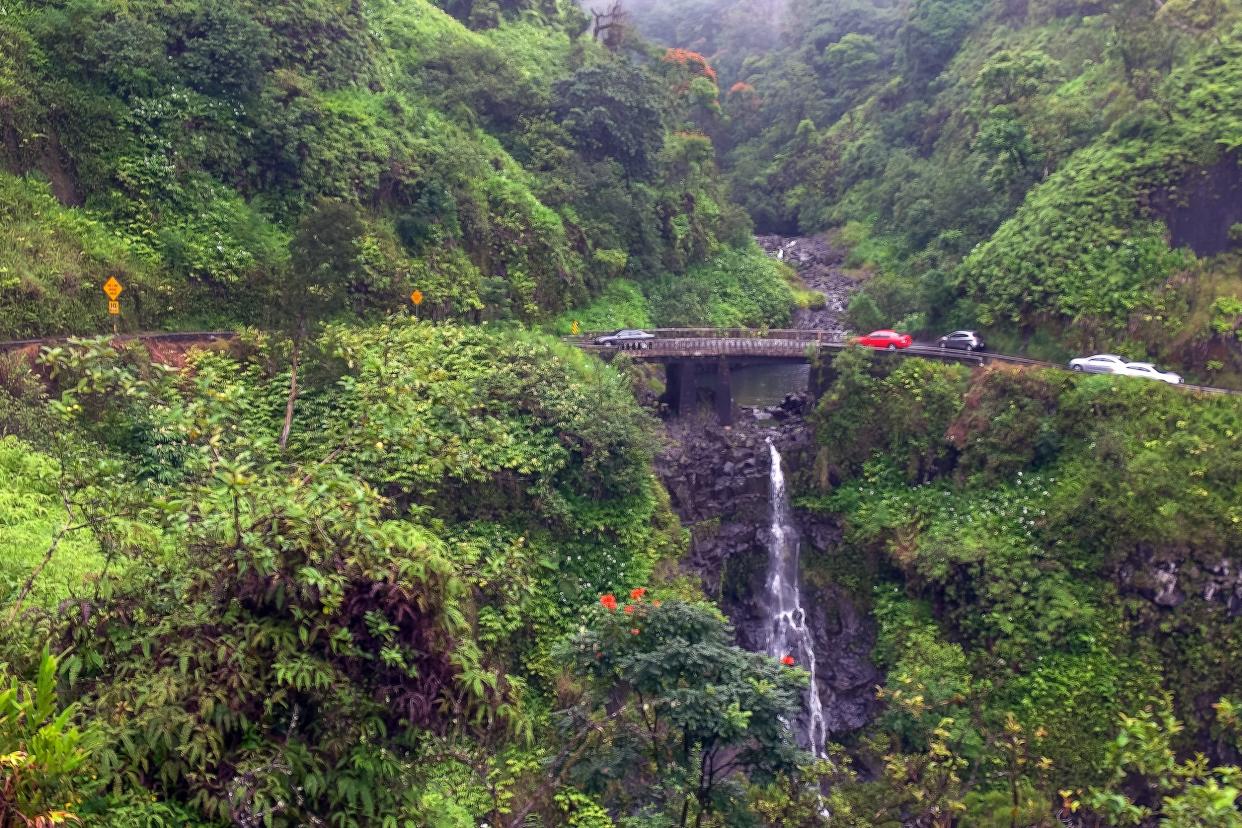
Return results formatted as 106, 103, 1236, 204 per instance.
554, 62, 666, 179
560, 592, 806, 826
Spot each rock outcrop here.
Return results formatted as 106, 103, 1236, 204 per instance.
1121, 547, 1242, 615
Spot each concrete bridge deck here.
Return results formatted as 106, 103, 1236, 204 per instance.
564, 328, 1237, 423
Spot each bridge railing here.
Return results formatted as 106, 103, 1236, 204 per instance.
566, 328, 845, 346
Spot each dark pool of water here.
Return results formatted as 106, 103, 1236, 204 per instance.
730, 363, 810, 408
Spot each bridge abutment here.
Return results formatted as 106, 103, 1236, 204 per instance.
664, 359, 735, 425
666, 362, 696, 418
715, 358, 733, 426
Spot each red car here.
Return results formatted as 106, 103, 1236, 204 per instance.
857, 330, 913, 350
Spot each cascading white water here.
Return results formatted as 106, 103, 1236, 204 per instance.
762, 438, 827, 757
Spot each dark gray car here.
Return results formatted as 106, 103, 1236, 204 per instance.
596, 329, 655, 349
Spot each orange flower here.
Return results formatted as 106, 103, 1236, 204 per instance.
652, 600, 662, 607
631, 628, 640, 635
600, 594, 618, 611
623, 604, 636, 614
781, 655, 796, 666
630, 587, 647, 600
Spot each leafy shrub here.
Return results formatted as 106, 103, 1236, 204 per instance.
560, 593, 804, 825
647, 244, 795, 328
27, 322, 669, 823
0, 649, 93, 827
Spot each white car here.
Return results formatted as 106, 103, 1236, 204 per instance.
1068, 354, 1127, 374
1117, 362, 1183, 384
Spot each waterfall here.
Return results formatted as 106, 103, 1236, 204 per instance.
762, 438, 827, 757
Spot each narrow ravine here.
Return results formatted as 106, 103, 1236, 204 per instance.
759, 438, 827, 757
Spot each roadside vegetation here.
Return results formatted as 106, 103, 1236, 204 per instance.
0, 0, 776, 340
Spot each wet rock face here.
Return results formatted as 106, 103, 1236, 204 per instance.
656, 397, 881, 736
756, 234, 858, 337
657, 397, 813, 593
1121, 548, 1242, 615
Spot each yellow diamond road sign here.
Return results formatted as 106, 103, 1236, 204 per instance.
410, 289, 423, 306
103, 277, 123, 300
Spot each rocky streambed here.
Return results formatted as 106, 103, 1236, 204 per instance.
757, 234, 859, 336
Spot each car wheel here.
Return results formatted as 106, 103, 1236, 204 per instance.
1072, 365, 1083, 372
887, 344, 897, 351
939, 342, 946, 349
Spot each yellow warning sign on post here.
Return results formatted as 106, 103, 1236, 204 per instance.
410, 289, 423, 306
108, 300, 120, 315
103, 277, 123, 300
571, 320, 580, 335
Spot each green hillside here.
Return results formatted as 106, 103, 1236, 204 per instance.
0, 0, 786, 338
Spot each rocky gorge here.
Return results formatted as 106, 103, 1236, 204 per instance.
643, 234, 878, 740
655, 399, 881, 737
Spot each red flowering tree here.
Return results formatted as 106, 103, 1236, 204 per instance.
559, 595, 805, 826
662, 48, 719, 84
660, 48, 721, 132
727, 81, 761, 111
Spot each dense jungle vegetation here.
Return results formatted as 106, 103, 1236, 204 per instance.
801, 349, 1242, 825
0, 0, 1240, 826
0, 0, 796, 338
619, 0, 1242, 382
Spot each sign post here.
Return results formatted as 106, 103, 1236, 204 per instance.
103, 277, 123, 333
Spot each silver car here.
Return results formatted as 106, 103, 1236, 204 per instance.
1068, 354, 1127, 374
936, 330, 987, 351
1117, 362, 1183, 384
596, 329, 655, 349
